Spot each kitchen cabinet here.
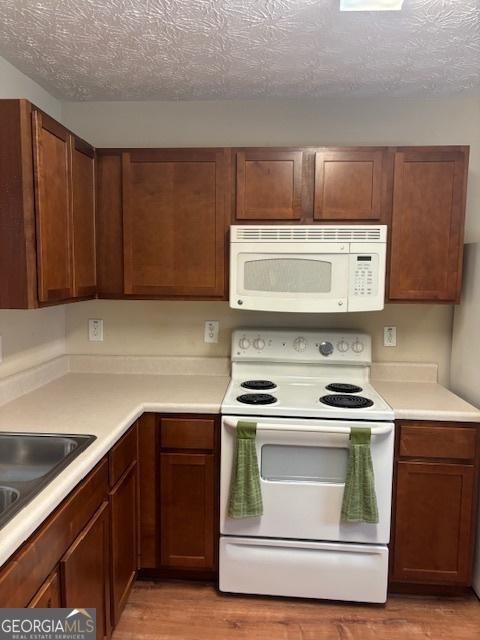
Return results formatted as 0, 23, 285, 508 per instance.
109, 424, 138, 626
314, 148, 386, 221
28, 569, 61, 608
0, 99, 96, 308
391, 421, 480, 591
62, 502, 111, 640
388, 147, 469, 302
234, 149, 305, 221
138, 413, 219, 578
122, 149, 228, 298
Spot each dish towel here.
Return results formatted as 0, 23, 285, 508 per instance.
228, 421, 263, 518
341, 426, 379, 524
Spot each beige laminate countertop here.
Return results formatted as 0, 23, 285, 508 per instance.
0, 372, 229, 568
373, 380, 480, 423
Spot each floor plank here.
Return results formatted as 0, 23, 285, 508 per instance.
113, 581, 480, 640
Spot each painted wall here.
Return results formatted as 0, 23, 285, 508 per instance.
66, 300, 453, 385
0, 55, 66, 378
63, 94, 480, 242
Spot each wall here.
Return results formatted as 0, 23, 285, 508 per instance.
62, 94, 477, 384
66, 300, 453, 384
63, 94, 480, 242
0, 55, 66, 378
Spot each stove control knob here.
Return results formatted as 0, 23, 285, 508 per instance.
319, 341, 334, 357
239, 337, 251, 350
337, 339, 349, 353
253, 338, 265, 351
293, 337, 307, 352
352, 339, 364, 354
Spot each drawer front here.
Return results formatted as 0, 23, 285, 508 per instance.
399, 424, 477, 461
160, 418, 215, 451
109, 423, 138, 487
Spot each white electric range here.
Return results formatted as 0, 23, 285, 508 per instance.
219, 329, 395, 604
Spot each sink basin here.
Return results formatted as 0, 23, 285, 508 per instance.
0, 433, 96, 529
0, 486, 20, 514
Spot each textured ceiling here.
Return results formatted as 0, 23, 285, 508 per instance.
0, 0, 479, 101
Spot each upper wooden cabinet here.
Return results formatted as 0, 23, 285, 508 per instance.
234, 149, 304, 220
314, 149, 385, 221
122, 149, 228, 297
388, 148, 468, 302
0, 99, 96, 308
72, 138, 96, 297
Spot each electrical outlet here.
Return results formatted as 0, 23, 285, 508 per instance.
88, 319, 104, 342
204, 321, 219, 344
384, 326, 397, 347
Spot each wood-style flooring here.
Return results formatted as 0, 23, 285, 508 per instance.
113, 581, 480, 640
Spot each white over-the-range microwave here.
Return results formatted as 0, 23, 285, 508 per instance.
229, 225, 387, 313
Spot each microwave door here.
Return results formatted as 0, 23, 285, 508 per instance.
232, 252, 349, 312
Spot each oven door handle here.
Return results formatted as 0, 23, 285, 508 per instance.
223, 418, 393, 436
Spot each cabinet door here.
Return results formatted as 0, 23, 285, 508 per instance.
235, 149, 303, 220
62, 502, 111, 640
32, 110, 74, 303
72, 138, 96, 297
28, 569, 61, 608
392, 461, 475, 585
110, 463, 137, 626
314, 149, 384, 221
123, 149, 227, 297
160, 452, 215, 570
388, 148, 468, 302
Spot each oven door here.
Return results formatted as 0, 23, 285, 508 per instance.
230, 242, 349, 312
220, 416, 394, 544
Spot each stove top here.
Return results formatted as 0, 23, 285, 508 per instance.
221, 329, 394, 421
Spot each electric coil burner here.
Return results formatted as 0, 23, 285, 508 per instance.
326, 383, 363, 394
237, 393, 277, 405
320, 394, 374, 409
241, 380, 277, 390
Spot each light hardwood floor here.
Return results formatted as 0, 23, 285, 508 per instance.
113, 581, 480, 640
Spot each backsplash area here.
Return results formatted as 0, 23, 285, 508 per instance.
65, 300, 453, 385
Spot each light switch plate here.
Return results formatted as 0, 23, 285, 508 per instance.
204, 321, 219, 343
88, 319, 104, 342
383, 326, 397, 347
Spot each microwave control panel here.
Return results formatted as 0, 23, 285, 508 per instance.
351, 254, 378, 297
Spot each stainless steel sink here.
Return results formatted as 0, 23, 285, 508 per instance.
0, 433, 96, 529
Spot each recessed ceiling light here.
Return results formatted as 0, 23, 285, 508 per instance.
340, 0, 404, 10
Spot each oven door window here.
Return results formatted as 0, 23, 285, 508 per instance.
238, 253, 349, 299
261, 444, 348, 484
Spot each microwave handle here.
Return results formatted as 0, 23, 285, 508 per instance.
223, 418, 393, 436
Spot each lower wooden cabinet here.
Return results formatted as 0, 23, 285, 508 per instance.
138, 413, 219, 578
109, 458, 138, 625
28, 569, 61, 608
391, 421, 480, 591
62, 502, 111, 640
160, 452, 215, 570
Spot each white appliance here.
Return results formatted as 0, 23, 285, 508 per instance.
220, 329, 395, 604
229, 225, 387, 313
450, 242, 480, 597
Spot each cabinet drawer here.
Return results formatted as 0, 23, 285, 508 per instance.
160, 418, 215, 451
109, 424, 138, 487
399, 424, 477, 461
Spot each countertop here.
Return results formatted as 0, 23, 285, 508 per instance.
374, 380, 480, 423
0, 372, 229, 568
1, 366, 479, 569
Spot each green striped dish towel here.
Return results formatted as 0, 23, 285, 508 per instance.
341, 426, 379, 524
228, 421, 263, 518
